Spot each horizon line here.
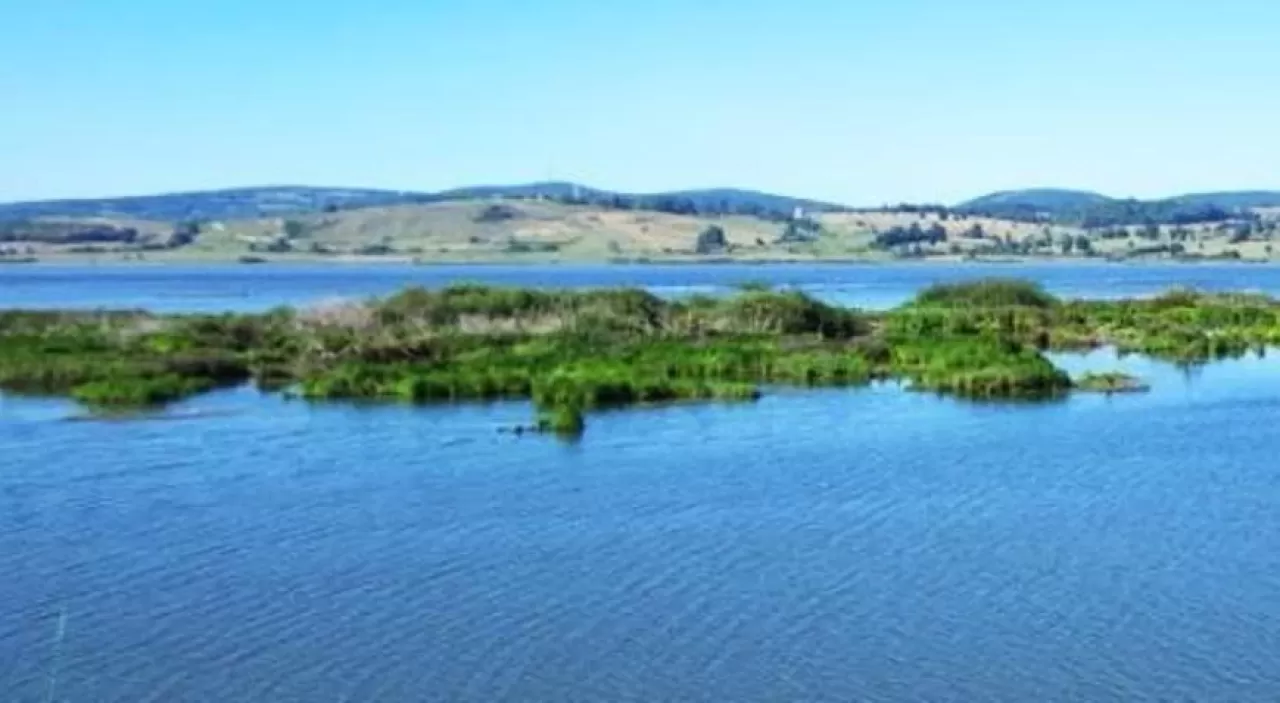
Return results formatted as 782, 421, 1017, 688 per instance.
3, 181, 1280, 210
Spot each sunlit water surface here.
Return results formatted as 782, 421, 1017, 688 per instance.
8, 261, 1280, 311
3, 264, 1280, 701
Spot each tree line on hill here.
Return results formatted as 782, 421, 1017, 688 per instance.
868, 200, 1264, 229
494, 192, 810, 221
0, 221, 142, 245
0, 184, 848, 224
957, 199, 1250, 228
7, 183, 1280, 230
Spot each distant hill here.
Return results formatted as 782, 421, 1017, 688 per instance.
8, 193, 1279, 263
657, 188, 846, 215
8, 182, 1280, 228
0, 186, 431, 222
434, 181, 611, 202
435, 182, 847, 219
1163, 191, 1280, 209
958, 188, 1280, 226
0, 182, 849, 223
958, 189, 1115, 212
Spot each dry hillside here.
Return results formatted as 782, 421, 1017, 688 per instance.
188, 200, 808, 259
7, 198, 1280, 263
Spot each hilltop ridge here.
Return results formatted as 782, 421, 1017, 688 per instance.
6, 182, 1280, 227
956, 188, 1280, 226
0, 183, 847, 223
3, 181, 1280, 264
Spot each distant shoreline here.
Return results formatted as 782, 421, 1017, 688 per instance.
3, 253, 1274, 268
7, 192, 1277, 268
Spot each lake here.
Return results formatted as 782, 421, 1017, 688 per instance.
3, 263, 1280, 702
8, 261, 1280, 312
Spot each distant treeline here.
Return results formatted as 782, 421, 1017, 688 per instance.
957, 199, 1250, 228
0, 219, 203, 250
7, 183, 1280, 228
0, 221, 140, 245
874, 221, 949, 247
859, 200, 1253, 228
0, 184, 848, 224
483, 193, 823, 221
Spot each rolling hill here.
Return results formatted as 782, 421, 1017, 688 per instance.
193, 199, 794, 260
5, 193, 1278, 264
0, 183, 850, 223
403, 183, 848, 217
5, 182, 1280, 264
957, 188, 1280, 226
0, 186, 430, 222
1163, 191, 1280, 209
958, 188, 1115, 212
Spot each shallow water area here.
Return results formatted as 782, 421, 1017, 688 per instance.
3, 346, 1280, 700
6, 264, 1280, 701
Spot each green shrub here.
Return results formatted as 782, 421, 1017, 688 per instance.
912, 279, 1059, 309
538, 405, 585, 437
71, 374, 215, 407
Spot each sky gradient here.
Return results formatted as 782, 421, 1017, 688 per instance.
3, 0, 1279, 205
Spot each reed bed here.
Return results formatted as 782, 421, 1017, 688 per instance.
5, 280, 1278, 433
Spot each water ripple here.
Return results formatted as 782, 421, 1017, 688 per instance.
6, 353, 1280, 700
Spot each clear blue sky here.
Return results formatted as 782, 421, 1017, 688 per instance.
3, 0, 1278, 205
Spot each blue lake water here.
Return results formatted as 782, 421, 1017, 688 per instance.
7, 261, 1280, 311
3, 264, 1280, 701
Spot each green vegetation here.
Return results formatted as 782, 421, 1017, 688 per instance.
0, 311, 256, 405
1074, 372, 1150, 394
910, 278, 1058, 309
4, 279, 1280, 433
695, 225, 728, 254
958, 189, 1280, 227
71, 375, 219, 408
538, 404, 585, 437
887, 338, 1069, 399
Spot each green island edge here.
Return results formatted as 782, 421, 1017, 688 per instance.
1, 279, 1267, 436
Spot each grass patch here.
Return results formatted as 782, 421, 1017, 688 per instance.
71, 374, 217, 408
1074, 371, 1150, 394
4, 278, 1278, 434
911, 279, 1058, 309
